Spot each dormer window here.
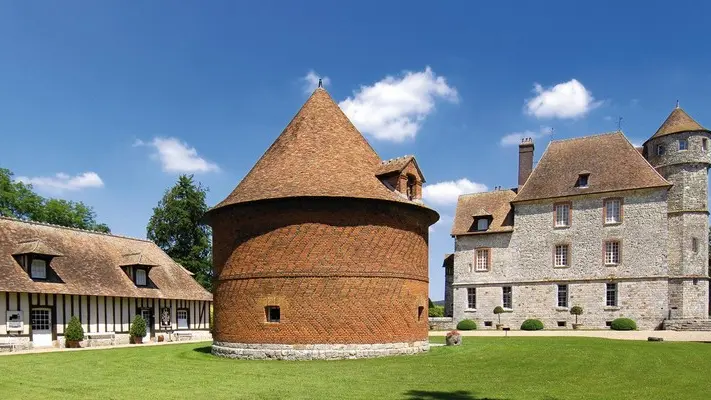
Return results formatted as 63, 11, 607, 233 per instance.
575, 173, 589, 188
476, 218, 489, 231
406, 175, 416, 200
135, 268, 147, 286
30, 259, 47, 280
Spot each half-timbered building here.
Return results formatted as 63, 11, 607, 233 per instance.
0, 217, 212, 350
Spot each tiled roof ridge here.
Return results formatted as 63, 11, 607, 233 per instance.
458, 187, 516, 198
380, 155, 414, 165
0, 216, 151, 243
549, 130, 622, 144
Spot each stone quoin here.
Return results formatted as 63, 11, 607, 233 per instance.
205, 87, 439, 360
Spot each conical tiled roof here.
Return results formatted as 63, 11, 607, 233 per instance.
211, 88, 431, 212
650, 106, 709, 139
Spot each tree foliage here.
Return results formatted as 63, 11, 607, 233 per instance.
147, 175, 212, 290
0, 168, 110, 232
65, 316, 85, 342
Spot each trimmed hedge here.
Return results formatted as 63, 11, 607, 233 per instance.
129, 315, 148, 338
611, 318, 637, 331
456, 319, 478, 330
429, 306, 445, 317
520, 319, 544, 331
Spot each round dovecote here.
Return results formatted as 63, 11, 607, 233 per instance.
644, 107, 711, 170
206, 88, 438, 360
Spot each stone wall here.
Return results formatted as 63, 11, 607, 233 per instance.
454, 279, 668, 330
428, 317, 454, 331
212, 340, 429, 360
452, 189, 672, 329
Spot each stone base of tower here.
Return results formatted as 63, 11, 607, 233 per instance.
211, 340, 429, 360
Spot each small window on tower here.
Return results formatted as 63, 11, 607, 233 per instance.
703, 139, 708, 152
679, 139, 688, 151
692, 238, 699, 253
265, 306, 280, 323
656, 145, 665, 156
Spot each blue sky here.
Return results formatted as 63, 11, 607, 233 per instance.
2, 1, 710, 300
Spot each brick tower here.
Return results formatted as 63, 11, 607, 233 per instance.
206, 87, 439, 360
644, 105, 711, 319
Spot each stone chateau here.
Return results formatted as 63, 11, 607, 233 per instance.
444, 105, 710, 330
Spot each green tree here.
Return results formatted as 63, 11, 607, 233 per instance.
147, 175, 212, 290
0, 168, 110, 232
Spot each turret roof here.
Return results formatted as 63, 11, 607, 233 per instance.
650, 106, 709, 140
209, 88, 436, 215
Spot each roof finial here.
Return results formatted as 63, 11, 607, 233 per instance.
318, 78, 323, 88
676, 99, 679, 109
617, 116, 623, 132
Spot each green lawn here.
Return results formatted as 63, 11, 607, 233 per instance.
0, 337, 709, 399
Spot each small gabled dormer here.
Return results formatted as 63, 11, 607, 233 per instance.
12, 239, 64, 282
469, 209, 493, 232
376, 155, 426, 202
120, 252, 158, 288
574, 171, 590, 188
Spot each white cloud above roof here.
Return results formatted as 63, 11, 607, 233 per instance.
17, 172, 104, 193
423, 178, 487, 206
525, 79, 601, 119
339, 66, 458, 142
134, 137, 219, 173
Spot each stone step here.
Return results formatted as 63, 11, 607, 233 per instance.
663, 318, 711, 331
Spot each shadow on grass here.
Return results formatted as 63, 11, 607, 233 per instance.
403, 390, 503, 400
193, 346, 213, 355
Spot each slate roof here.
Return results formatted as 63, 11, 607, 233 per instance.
514, 132, 670, 203
0, 217, 212, 301
649, 106, 709, 140
451, 189, 516, 236
209, 88, 436, 218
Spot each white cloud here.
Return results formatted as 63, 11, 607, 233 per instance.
524, 79, 601, 119
302, 70, 330, 94
429, 213, 453, 233
422, 178, 487, 206
135, 137, 219, 173
17, 172, 104, 193
500, 126, 553, 147
339, 66, 458, 142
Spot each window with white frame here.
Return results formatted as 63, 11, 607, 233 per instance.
604, 241, 620, 265
554, 244, 569, 267
656, 145, 665, 156
502, 286, 512, 309
606, 283, 618, 307
554, 203, 570, 227
30, 259, 47, 279
135, 268, 147, 286
177, 309, 189, 329
604, 199, 622, 224
467, 288, 476, 309
557, 284, 568, 308
679, 139, 688, 151
475, 249, 490, 271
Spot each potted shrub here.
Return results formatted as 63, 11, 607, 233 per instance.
493, 306, 505, 330
445, 330, 462, 346
64, 315, 84, 348
570, 306, 583, 330
129, 315, 148, 344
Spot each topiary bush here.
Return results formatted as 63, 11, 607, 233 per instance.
493, 306, 505, 325
520, 319, 544, 330
610, 318, 637, 331
428, 305, 444, 317
129, 315, 147, 339
64, 315, 84, 342
456, 319, 477, 330
570, 306, 583, 324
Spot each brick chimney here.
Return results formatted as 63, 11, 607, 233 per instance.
518, 138, 534, 188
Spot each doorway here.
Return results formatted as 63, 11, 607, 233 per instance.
31, 308, 52, 347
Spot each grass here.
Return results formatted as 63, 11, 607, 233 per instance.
1, 336, 710, 399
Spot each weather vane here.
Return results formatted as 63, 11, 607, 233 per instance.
318, 78, 322, 88
617, 116, 623, 131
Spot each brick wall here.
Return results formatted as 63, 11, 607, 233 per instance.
210, 197, 434, 345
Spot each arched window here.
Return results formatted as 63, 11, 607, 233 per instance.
406, 175, 416, 200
